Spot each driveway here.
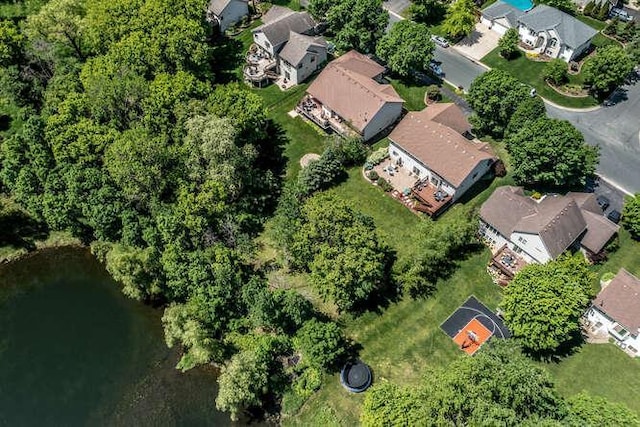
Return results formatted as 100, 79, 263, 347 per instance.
383, 0, 411, 18
546, 72, 640, 194
454, 23, 500, 61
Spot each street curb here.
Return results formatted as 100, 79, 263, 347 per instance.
450, 47, 491, 71
597, 175, 634, 196
541, 97, 602, 113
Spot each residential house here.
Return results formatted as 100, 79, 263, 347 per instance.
248, 6, 327, 87
479, 187, 619, 283
207, 0, 249, 33
299, 50, 404, 141
482, 2, 597, 61
387, 104, 496, 216
584, 269, 640, 357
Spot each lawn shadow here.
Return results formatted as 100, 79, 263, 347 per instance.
525, 329, 586, 362
210, 35, 246, 84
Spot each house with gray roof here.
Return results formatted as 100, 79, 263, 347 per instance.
517, 5, 598, 61
481, 1, 526, 35
207, 0, 249, 33
479, 186, 619, 266
482, 2, 597, 62
250, 6, 327, 86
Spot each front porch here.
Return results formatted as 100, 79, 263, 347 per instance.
486, 244, 528, 286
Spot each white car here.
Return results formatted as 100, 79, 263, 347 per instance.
431, 35, 449, 48
610, 7, 633, 22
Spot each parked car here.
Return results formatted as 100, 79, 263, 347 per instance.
428, 60, 444, 77
607, 209, 622, 224
596, 195, 610, 211
610, 7, 633, 22
431, 35, 449, 48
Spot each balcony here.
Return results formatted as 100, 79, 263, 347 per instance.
296, 96, 356, 137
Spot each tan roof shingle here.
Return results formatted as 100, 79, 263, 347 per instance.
594, 269, 640, 333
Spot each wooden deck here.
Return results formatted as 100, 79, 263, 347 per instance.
487, 244, 528, 286
411, 181, 452, 217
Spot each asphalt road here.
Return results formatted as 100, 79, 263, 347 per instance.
546, 73, 640, 194
433, 47, 487, 91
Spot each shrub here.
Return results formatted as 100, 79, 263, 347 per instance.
293, 319, 347, 370
498, 28, 520, 59
543, 59, 568, 85
601, 272, 615, 282
531, 191, 542, 200
583, 0, 596, 16
366, 146, 389, 166
367, 170, 379, 181
298, 150, 345, 195
330, 136, 368, 166
426, 85, 441, 101
377, 177, 393, 192
595, 2, 609, 20
292, 367, 322, 399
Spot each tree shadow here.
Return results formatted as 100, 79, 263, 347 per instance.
0, 208, 49, 251
210, 35, 246, 85
524, 329, 585, 362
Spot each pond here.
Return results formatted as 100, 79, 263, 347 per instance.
0, 247, 232, 426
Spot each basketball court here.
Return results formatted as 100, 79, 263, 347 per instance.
441, 296, 511, 355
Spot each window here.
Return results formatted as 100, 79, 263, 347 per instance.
430, 175, 439, 186
265, 41, 270, 48
614, 324, 629, 337
549, 38, 558, 48
529, 29, 536, 36
518, 236, 527, 244
412, 166, 421, 176
310, 56, 315, 63
298, 63, 302, 69
392, 150, 398, 156
472, 172, 478, 179
513, 245, 523, 254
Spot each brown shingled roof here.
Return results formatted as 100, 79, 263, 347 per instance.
579, 209, 619, 254
594, 269, 640, 332
421, 103, 471, 135
306, 52, 404, 134
389, 108, 495, 187
330, 50, 385, 79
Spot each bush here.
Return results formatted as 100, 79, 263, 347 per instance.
543, 59, 568, 85
601, 272, 615, 282
366, 146, 389, 166
595, 2, 609, 20
330, 136, 368, 167
298, 148, 345, 195
426, 85, 441, 101
293, 367, 322, 398
583, 0, 596, 16
377, 177, 393, 192
293, 319, 347, 370
367, 170, 379, 181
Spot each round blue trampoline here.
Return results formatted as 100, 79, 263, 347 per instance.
340, 361, 372, 393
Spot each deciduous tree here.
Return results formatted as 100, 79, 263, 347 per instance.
326, 0, 388, 53
583, 45, 634, 96
507, 117, 599, 188
543, 58, 568, 85
376, 20, 435, 77
505, 95, 546, 137
498, 28, 519, 59
293, 319, 347, 370
622, 193, 640, 240
501, 256, 595, 354
441, 0, 477, 40
467, 69, 530, 137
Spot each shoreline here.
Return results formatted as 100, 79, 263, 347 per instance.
0, 231, 84, 265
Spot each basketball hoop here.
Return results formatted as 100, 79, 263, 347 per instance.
460, 330, 479, 349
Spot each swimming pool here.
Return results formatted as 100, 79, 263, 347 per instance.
503, 0, 534, 10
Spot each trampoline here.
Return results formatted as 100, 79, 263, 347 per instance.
340, 360, 372, 393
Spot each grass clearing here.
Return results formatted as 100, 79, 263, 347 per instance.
481, 48, 598, 108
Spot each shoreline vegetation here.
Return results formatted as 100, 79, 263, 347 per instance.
0, 231, 82, 265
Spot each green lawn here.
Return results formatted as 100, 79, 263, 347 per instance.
591, 32, 623, 49
481, 48, 599, 108
545, 344, 640, 414
389, 78, 428, 111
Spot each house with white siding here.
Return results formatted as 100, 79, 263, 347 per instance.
247, 6, 327, 87
387, 104, 496, 216
584, 269, 640, 357
207, 0, 249, 33
479, 187, 619, 284
482, 2, 597, 61
298, 51, 404, 141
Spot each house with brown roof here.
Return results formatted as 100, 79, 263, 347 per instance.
247, 6, 327, 87
479, 187, 619, 280
298, 50, 404, 141
584, 269, 640, 357
387, 104, 496, 215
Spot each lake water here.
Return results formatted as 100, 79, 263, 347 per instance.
0, 247, 232, 426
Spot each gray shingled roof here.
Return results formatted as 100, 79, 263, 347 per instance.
279, 31, 327, 66
482, 1, 525, 27
208, 0, 247, 16
517, 5, 598, 49
253, 10, 317, 50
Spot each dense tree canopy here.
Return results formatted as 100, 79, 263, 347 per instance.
317, 0, 389, 53
506, 117, 599, 188
441, 0, 477, 40
408, 0, 447, 25
467, 70, 531, 137
543, 58, 568, 85
498, 28, 519, 59
505, 95, 546, 137
290, 193, 392, 312
293, 319, 347, 370
376, 20, 434, 77
501, 256, 595, 355
622, 193, 640, 240
583, 45, 634, 96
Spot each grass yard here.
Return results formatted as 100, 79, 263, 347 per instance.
545, 344, 640, 414
591, 32, 623, 49
389, 78, 428, 111
481, 48, 599, 108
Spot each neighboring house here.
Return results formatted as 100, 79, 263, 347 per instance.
388, 104, 496, 216
249, 6, 327, 86
481, 1, 526, 35
584, 269, 640, 357
479, 186, 618, 268
207, 0, 249, 33
299, 50, 404, 141
482, 2, 597, 61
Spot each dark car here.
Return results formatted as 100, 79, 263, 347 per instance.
596, 195, 610, 211
607, 210, 622, 224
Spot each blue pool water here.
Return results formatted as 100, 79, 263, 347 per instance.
504, 0, 534, 10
